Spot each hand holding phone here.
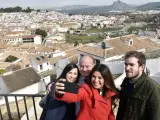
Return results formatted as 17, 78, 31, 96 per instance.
55, 79, 79, 94
63, 82, 79, 94
55, 79, 66, 94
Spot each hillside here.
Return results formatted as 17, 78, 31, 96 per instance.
54, 1, 160, 14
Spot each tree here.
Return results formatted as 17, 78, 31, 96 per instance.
5, 55, 18, 62
35, 29, 47, 41
0, 6, 34, 13
24, 7, 32, 13
14, 6, 22, 12
37, 9, 41, 12
74, 41, 79, 46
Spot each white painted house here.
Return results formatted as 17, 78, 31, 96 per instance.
49, 50, 66, 58
30, 55, 51, 72
2, 35, 42, 45
0, 67, 45, 105
77, 34, 160, 64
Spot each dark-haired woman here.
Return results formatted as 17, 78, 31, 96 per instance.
55, 64, 118, 120
40, 63, 80, 120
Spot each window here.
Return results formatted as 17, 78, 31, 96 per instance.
129, 40, 133, 46
80, 54, 84, 58
95, 59, 100, 65
40, 56, 45, 59
40, 64, 43, 70
36, 57, 40, 61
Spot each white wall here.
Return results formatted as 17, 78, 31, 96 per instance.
114, 72, 126, 89
43, 76, 51, 85
0, 81, 46, 105
39, 62, 50, 72
56, 59, 70, 77
0, 77, 9, 95
34, 36, 42, 44
51, 51, 65, 58
57, 27, 69, 32
103, 61, 124, 74
105, 55, 123, 62
103, 58, 160, 89
30, 59, 39, 71
5, 38, 23, 42
146, 58, 160, 75
103, 58, 160, 75
151, 76, 160, 84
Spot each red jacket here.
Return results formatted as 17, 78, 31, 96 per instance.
56, 84, 116, 120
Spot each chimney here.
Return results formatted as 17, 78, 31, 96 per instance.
101, 42, 106, 49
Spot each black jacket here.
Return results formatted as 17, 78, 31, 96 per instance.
40, 85, 76, 120
116, 73, 160, 120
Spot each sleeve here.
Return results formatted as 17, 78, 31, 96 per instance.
55, 87, 87, 103
108, 108, 116, 120
147, 86, 160, 120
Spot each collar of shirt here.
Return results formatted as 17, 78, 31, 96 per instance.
129, 77, 139, 84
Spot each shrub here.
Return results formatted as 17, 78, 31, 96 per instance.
5, 55, 18, 62
0, 69, 6, 75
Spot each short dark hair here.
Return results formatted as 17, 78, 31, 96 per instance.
124, 51, 146, 66
57, 63, 80, 83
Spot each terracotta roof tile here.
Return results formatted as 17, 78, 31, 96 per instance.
1, 67, 41, 92
78, 34, 160, 58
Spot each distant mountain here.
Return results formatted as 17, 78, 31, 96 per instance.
136, 2, 160, 10
54, 1, 160, 14
110, 0, 131, 10
54, 5, 91, 11
56, 0, 133, 14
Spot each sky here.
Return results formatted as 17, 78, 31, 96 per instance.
0, 0, 160, 8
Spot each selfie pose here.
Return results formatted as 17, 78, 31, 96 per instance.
40, 63, 80, 120
55, 64, 118, 120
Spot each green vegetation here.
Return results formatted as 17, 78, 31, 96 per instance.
5, 55, 18, 62
0, 6, 33, 13
0, 69, 6, 75
86, 27, 122, 33
66, 34, 104, 44
127, 24, 159, 34
74, 41, 79, 46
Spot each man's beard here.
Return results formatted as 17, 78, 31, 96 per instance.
126, 71, 140, 80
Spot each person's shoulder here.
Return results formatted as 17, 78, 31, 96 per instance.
146, 76, 158, 85
80, 84, 92, 95
145, 76, 160, 91
80, 83, 90, 89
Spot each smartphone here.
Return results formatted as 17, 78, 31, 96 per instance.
63, 82, 79, 94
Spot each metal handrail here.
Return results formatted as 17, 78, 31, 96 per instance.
0, 94, 45, 120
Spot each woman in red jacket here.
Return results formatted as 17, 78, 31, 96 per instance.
55, 64, 118, 120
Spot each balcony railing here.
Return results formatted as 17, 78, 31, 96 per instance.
0, 94, 45, 120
